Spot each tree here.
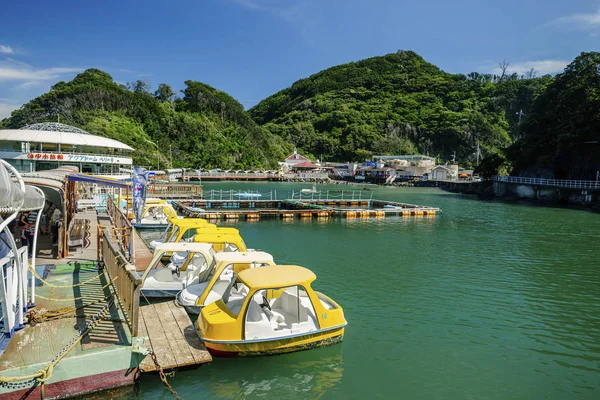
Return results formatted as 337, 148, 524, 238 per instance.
509, 52, 600, 179
127, 80, 150, 94
154, 83, 176, 102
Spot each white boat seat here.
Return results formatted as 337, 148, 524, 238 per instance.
246, 300, 263, 322
204, 270, 234, 304
272, 291, 308, 324
153, 268, 175, 282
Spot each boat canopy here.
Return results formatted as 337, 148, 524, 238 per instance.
238, 265, 316, 289
152, 242, 215, 255
212, 251, 274, 265
68, 173, 130, 188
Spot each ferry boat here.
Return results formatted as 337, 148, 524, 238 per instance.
177, 251, 275, 314
197, 265, 346, 356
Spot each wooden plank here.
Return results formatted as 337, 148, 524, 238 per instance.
166, 301, 211, 363
139, 304, 180, 370
155, 303, 196, 367
138, 302, 211, 372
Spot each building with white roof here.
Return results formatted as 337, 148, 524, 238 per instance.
0, 122, 134, 174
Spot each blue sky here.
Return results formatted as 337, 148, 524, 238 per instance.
1, 0, 599, 118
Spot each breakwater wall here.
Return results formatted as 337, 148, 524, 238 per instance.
439, 180, 600, 211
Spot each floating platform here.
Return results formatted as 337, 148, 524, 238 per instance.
0, 263, 142, 399
138, 301, 211, 372
174, 197, 441, 221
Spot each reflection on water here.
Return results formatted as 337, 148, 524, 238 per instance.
206, 346, 343, 399
134, 345, 343, 400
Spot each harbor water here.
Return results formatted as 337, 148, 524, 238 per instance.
135, 182, 600, 399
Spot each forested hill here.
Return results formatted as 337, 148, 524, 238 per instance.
250, 50, 551, 166
2, 51, 597, 177
0, 69, 291, 169
507, 52, 600, 180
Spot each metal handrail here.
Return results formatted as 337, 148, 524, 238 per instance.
493, 176, 600, 189
291, 190, 374, 201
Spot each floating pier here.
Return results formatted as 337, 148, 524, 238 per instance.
174, 190, 441, 222
138, 301, 211, 372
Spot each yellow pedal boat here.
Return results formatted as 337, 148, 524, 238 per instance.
197, 265, 346, 357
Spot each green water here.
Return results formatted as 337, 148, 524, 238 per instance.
135, 182, 600, 399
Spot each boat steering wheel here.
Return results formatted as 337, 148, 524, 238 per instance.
260, 295, 271, 311
174, 266, 181, 278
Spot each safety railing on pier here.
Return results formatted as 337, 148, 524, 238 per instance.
493, 176, 600, 189
97, 226, 141, 336
290, 189, 374, 201
203, 189, 278, 201
148, 183, 202, 197
183, 172, 280, 180
106, 195, 135, 262
283, 173, 330, 181
0, 247, 29, 337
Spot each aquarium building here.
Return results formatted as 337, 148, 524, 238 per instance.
0, 122, 134, 174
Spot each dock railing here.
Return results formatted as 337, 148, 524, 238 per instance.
203, 189, 277, 201
148, 183, 202, 197
283, 172, 330, 181
290, 189, 374, 201
98, 226, 141, 336
106, 195, 135, 262
493, 176, 600, 189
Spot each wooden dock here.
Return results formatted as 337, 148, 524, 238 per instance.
138, 301, 211, 372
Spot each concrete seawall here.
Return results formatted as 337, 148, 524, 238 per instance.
439, 180, 600, 212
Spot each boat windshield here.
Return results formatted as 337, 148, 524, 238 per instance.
166, 225, 180, 243
159, 223, 172, 241
198, 257, 217, 283
221, 279, 249, 317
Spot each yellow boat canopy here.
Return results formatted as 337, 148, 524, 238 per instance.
238, 265, 316, 289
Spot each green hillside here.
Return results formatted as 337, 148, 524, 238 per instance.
508, 52, 600, 179
0, 69, 291, 169
2, 51, 597, 179
250, 51, 551, 166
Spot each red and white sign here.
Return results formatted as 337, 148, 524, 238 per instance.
15, 152, 133, 165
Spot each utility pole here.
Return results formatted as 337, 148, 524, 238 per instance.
169, 144, 172, 167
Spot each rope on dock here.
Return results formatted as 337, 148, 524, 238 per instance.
26, 298, 107, 325
0, 297, 115, 391
28, 263, 103, 288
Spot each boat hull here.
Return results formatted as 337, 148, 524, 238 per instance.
204, 327, 344, 357
135, 223, 168, 229
0, 368, 136, 400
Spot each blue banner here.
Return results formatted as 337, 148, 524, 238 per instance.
132, 166, 148, 224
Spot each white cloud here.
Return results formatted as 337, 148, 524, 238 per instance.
0, 44, 15, 54
231, 0, 261, 9
489, 60, 569, 76
0, 102, 20, 119
0, 60, 82, 82
229, 0, 311, 23
538, 7, 600, 32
